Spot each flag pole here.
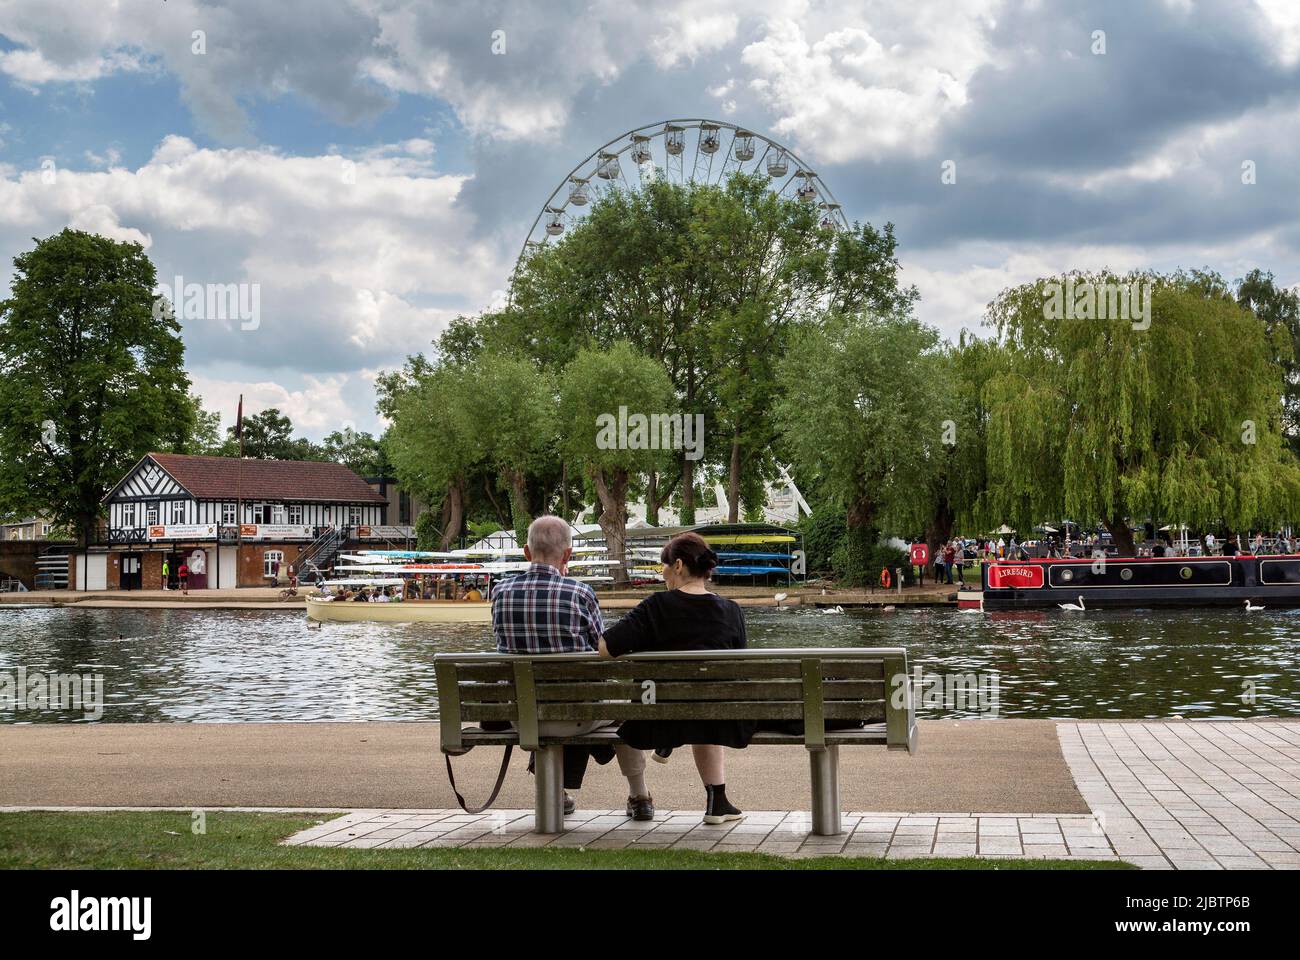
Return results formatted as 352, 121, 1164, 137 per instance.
236, 395, 244, 576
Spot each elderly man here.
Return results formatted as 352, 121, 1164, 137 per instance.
492, 515, 652, 821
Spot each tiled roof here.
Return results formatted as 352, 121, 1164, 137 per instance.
145, 454, 386, 503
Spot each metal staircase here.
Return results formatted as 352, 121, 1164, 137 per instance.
297, 526, 345, 582
34, 546, 72, 590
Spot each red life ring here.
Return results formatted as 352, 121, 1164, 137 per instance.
880, 568, 892, 588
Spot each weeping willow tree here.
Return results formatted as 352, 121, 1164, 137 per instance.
981, 269, 1300, 555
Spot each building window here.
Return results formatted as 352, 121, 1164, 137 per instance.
222, 502, 236, 524
349, 506, 363, 526
170, 501, 185, 524
271, 504, 286, 525
252, 503, 270, 524
41, 524, 51, 537
287, 504, 303, 525
146, 504, 159, 525
263, 550, 284, 579
122, 503, 136, 528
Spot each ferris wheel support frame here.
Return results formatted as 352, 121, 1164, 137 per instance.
515, 118, 850, 273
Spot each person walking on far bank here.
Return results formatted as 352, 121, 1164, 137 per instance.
161, 557, 170, 591
178, 560, 189, 595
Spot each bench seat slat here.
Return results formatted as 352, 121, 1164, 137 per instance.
457, 679, 885, 703
451, 726, 890, 748
460, 701, 885, 722
527, 660, 884, 681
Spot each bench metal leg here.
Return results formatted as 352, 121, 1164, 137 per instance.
534, 745, 565, 834
809, 745, 841, 836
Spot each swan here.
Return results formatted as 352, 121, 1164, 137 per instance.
1059, 595, 1086, 611
1245, 599, 1265, 612
774, 592, 788, 609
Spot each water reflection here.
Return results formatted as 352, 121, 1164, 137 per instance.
1, 605, 1297, 722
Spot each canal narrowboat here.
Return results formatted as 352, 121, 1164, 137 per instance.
960, 554, 1300, 609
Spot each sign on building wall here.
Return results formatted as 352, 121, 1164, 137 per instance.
238, 524, 314, 541
148, 524, 219, 541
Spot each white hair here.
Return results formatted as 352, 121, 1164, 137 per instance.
527, 515, 572, 563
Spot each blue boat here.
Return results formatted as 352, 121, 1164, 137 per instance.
712, 564, 790, 576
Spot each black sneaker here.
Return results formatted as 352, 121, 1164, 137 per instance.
626, 795, 655, 821
564, 793, 576, 816
703, 784, 744, 824
652, 747, 673, 765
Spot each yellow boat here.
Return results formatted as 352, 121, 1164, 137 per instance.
305, 595, 492, 624
701, 534, 797, 545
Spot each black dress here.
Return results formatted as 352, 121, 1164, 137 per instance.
603, 589, 758, 750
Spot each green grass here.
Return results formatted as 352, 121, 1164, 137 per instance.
0, 811, 1135, 870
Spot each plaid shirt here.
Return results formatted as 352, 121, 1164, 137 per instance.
491, 563, 605, 654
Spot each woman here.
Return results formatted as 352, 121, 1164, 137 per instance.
599, 532, 752, 824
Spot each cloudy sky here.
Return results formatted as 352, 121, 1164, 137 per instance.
2, 0, 1300, 438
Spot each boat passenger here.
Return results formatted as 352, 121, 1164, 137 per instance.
464, 585, 483, 602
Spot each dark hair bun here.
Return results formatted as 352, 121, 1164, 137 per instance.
660, 532, 718, 578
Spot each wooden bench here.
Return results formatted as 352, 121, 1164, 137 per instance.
435, 647, 918, 835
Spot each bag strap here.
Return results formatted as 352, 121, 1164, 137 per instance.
443, 745, 513, 815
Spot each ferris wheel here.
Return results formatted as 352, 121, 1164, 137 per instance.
517, 118, 849, 268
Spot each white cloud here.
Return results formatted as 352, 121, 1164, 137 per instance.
0, 46, 147, 86
0, 135, 511, 437
736, 2, 1004, 163
1254, 0, 1300, 67
188, 372, 355, 436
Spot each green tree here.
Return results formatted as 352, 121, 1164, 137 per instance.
226, 407, 321, 460
981, 270, 1300, 555
775, 311, 946, 585
320, 427, 387, 476
473, 353, 558, 546
0, 229, 193, 545
1236, 269, 1300, 454
502, 174, 913, 525
559, 342, 674, 582
382, 359, 485, 550
171, 395, 226, 455
383, 352, 555, 549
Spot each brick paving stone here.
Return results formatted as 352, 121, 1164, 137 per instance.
1021, 844, 1070, 858
931, 843, 977, 857
286, 810, 1125, 864
978, 838, 1024, 855
1062, 721, 1300, 871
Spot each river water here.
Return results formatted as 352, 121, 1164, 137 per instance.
1, 605, 1298, 722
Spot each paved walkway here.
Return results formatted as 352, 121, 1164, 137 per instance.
1059, 721, 1300, 869
0, 720, 1085, 813
283, 808, 1118, 860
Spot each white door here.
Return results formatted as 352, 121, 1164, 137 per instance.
218, 548, 237, 590
85, 554, 107, 591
